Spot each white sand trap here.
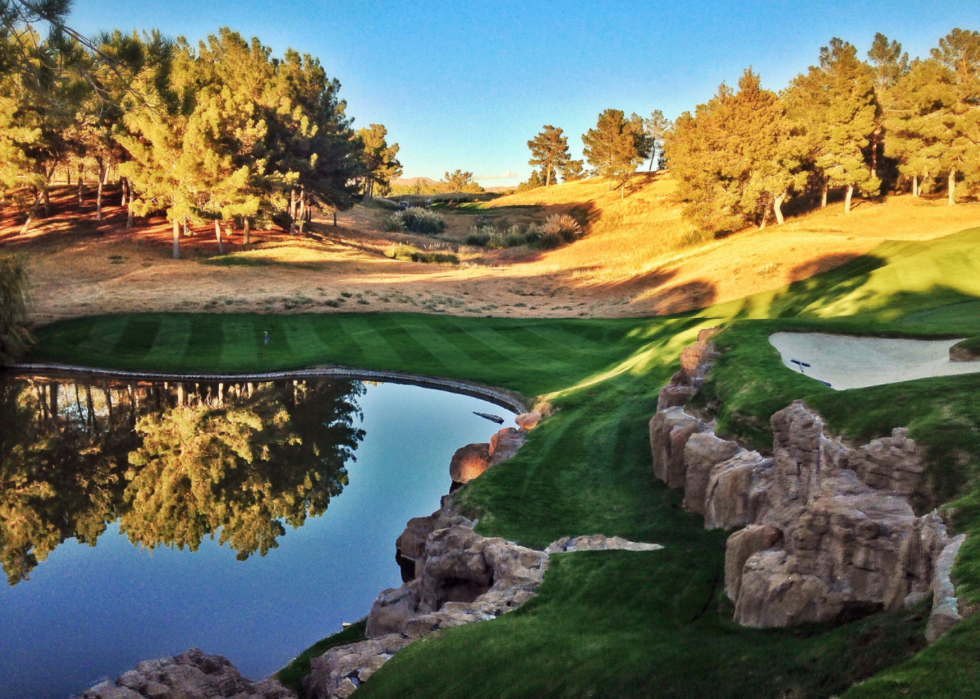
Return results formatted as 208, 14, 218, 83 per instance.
769, 332, 980, 390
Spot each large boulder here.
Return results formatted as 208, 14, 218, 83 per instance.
515, 411, 541, 430
83, 649, 294, 699
489, 427, 526, 465
366, 582, 420, 638
649, 407, 707, 488
306, 635, 412, 699
449, 443, 492, 483
704, 450, 774, 530
724, 524, 781, 602
682, 433, 740, 515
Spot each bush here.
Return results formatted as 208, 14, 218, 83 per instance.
542, 213, 581, 243
503, 233, 526, 248
384, 243, 458, 265
0, 253, 32, 365
539, 231, 564, 249
398, 208, 446, 235
383, 215, 405, 233
464, 232, 490, 246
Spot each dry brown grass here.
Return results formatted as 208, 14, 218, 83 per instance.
2, 177, 977, 325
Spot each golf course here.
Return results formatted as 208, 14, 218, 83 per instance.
21, 225, 980, 698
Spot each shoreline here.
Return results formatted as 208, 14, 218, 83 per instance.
7, 362, 528, 415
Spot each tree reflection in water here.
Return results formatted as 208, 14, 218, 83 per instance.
0, 375, 365, 585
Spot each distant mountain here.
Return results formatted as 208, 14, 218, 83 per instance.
391, 177, 441, 188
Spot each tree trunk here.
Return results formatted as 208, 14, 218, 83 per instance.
172, 218, 180, 260
121, 178, 128, 207
333, 212, 337, 227
42, 187, 50, 217
289, 189, 297, 234
96, 161, 106, 221
844, 184, 854, 213
19, 188, 41, 234
545, 166, 551, 188
948, 169, 956, 205
66, 168, 71, 186
821, 183, 828, 208
77, 165, 84, 204
870, 127, 880, 179
243, 217, 251, 245
913, 175, 919, 197
214, 220, 224, 254
774, 193, 786, 225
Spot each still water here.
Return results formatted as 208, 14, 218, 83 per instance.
0, 372, 512, 699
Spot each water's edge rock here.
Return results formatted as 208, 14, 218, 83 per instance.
81, 649, 295, 699
649, 329, 968, 638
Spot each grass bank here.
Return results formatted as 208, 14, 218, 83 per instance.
24, 226, 980, 698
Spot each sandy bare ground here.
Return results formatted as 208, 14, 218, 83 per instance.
3, 178, 978, 327
769, 332, 980, 390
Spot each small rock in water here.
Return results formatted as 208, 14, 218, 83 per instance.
473, 411, 505, 424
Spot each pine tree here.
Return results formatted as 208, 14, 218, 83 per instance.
668, 70, 809, 235
582, 109, 650, 196
358, 124, 402, 202
442, 169, 475, 191
867, 33, 909, 181
644, 110, 672, 171
785, 38, 879, 212
559, 159, 586, 181
527, 125, 571, 187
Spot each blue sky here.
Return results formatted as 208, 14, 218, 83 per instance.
70, 0, 980, 187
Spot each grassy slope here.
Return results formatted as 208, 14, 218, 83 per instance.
25, 226, 980, 698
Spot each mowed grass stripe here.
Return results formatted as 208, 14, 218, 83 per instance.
310, 314, 368, 367
438, 316, 525, 372
333, 315, 401, 369
220, 317, 259, 370
374, 317, 449, 374
387, 316, 466, 374
283, 316, 329, 365
75, 315, 128, 360
112, 315, 163, 361
460, 322, 566, 369
143, 315, 192, 366
182, 315, 226, 368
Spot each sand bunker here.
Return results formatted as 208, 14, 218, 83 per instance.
769, 332, 980, 390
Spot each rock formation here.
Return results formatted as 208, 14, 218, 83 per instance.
82, 649, 294, 699
447, 422, 530, 485
306, 500, 663, 699
515, 411, 542, 430
449, 443, 492, 483
649, 330, 969, 640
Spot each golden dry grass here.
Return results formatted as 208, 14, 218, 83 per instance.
3, 177, 978, 325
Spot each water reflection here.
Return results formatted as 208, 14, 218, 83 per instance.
0, 375, 364, 585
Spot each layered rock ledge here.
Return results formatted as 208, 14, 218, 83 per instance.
649, 330, 968, 636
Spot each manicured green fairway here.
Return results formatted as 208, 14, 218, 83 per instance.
25, 226, 980, 698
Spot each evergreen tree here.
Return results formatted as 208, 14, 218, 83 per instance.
582, 108, 650, 196
784, 38, 879, 212
559, 159, 586, 181
867, 33, 909, 181
442, 169, 475, 191
644, 110, 672, 171
668, 70, 809, 235
516, 169, 544, 192
527, 125, 570, 186
358, 123, 401, 202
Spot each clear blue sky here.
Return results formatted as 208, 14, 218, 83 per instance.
70, 0, 980, 187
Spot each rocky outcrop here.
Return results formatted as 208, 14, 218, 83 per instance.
449, 443, 492, 483
649, 332, 968, 641
489, 427, 526, 465
82, 649, 294, 699
308, 502, 663, 699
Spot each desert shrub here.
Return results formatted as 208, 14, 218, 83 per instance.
464, 232, 490, 246
503, 233, 526, 247
525, 224, 543, 244
373, 197, 400, 210
0, 253, 32, 365
539, 231, 564, 249
383, 215, 405, 233
541, 213, 581, 243
398, 208, 446, 235
384, 243, 458, 265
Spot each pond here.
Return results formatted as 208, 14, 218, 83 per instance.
0, 372, 513, 699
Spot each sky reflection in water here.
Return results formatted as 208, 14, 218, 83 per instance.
0, 374, 510, 699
